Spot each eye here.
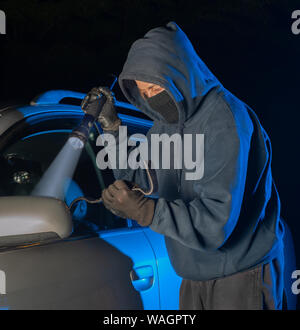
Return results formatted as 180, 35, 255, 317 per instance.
141, 91, 148, 99
153, 85, 163, 90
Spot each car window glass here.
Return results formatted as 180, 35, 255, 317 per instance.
119, 121, 152, 228
0, 115, 128, 236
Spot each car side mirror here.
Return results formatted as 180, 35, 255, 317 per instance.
0, 196, 73, 247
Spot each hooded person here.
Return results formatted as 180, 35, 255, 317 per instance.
86, 22, 286, 310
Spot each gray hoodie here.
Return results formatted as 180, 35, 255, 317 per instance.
111, 21, 284, 281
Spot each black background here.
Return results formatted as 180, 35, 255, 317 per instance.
0, 0, 300, 305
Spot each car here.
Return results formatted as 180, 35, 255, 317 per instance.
0, 89, 182, 310
0, 90, 296, 310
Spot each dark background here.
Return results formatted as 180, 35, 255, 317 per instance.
0, 0, 300, 300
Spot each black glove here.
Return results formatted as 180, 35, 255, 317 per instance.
81, 86, 121, 131
101, 180, 156, 227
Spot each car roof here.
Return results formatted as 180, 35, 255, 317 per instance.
0, 90, 153, 135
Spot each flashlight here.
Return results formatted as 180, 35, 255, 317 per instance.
69, 92, 107, 149
69, 77, 118, 150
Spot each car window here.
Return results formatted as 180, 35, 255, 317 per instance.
0, 113, 128, 237
126, 121, 151, 136
120, 120, 153, 228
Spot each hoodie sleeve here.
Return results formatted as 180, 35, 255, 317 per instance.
149, 125, 252, 252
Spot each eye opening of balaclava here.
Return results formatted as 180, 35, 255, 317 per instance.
122, 79, 179, 124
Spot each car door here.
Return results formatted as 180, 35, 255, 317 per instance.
142, 228, 182, 310
0, 109, 160, 309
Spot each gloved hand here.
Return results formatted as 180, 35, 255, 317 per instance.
81, 86, 121, 131
101, 180, 156, 227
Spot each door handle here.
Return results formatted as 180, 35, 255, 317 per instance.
130, 265, 154, 291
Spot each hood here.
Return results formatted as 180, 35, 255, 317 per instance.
118, 21, 221, 125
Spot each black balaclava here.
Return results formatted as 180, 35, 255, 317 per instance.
145, 90, 179, 124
